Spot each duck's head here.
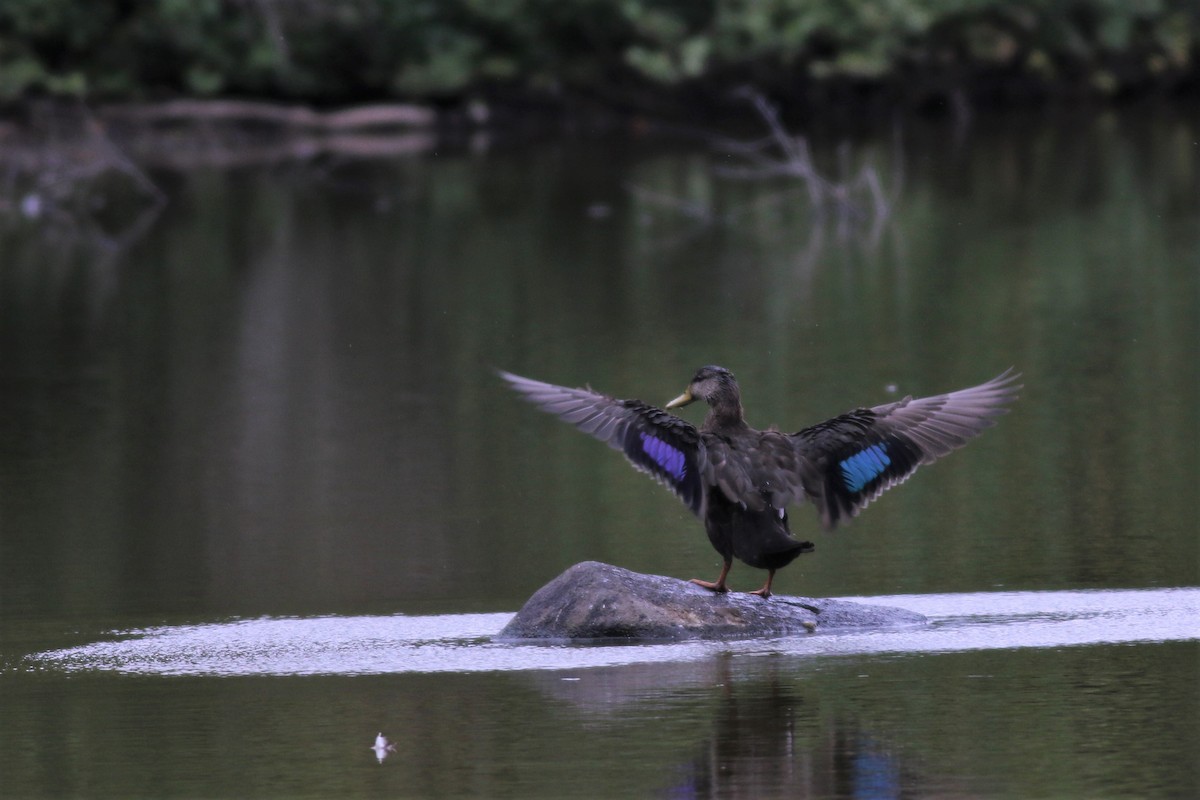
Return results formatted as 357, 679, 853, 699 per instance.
666, 365, 741, 411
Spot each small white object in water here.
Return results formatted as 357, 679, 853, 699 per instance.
371, 732, 397, 763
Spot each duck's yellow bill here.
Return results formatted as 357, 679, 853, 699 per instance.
665, 389, 694, 409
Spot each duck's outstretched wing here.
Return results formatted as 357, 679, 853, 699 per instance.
499, 371, 706, 514
792, 369, 1021, 528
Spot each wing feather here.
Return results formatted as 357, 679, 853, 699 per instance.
499, 370, 706, 514
793, 369, 1021, 528
500, 367, 1020, 531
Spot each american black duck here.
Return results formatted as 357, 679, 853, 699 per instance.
500, 366, 1020, 598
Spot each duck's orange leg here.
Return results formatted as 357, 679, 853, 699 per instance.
690, 560, 731, 593
747, 569, 776, 599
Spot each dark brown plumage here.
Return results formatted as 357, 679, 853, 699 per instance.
500, 366, 1020, 598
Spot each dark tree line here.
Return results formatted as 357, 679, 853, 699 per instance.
1, 1, 1197, 110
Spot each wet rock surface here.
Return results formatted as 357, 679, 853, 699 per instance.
497, 561, 926, 641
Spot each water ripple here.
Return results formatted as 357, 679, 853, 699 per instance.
29, 588, 1199, 677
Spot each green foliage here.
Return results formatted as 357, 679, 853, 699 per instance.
0, 0, 1195, 103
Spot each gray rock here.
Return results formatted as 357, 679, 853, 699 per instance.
496, 561, 925, 641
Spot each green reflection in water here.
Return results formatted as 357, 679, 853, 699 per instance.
1, 104, 1197, 799
2, 111, 1197, 621
5, 642, 1197, 798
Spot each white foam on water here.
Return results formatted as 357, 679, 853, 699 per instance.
28, 588, 1199, 677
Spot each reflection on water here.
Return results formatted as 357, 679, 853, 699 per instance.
511, 637, 1198, 799
1, 107, 1197, 630
11, 590, 1200, 797
535, 656, 923, 799
656, 662, 914, 799
29, 588, 1200, 677
2, 104, 1199, 798
525, 657, 923, 798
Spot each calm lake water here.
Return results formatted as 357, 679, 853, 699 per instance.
2, 102, 1198, 798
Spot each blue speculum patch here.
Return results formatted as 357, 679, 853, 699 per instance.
840, 444, 891, 492
640, 432, 687, 481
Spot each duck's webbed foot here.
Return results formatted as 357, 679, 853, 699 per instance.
690, 561, 731, 594
689, 578, 729, 593
746, 570, 776, 599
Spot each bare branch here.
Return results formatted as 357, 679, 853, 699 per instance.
628, 86, 901, 263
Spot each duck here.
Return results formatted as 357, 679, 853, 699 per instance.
500, 366, 1020, 598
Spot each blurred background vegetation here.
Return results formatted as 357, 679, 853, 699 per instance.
1, 0, 1197, 112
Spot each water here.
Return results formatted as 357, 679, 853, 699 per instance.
2, 103, 1199, 797
10, 589, 1200, 798
26, 588, 1200, 677
8, 595, 1199, 798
